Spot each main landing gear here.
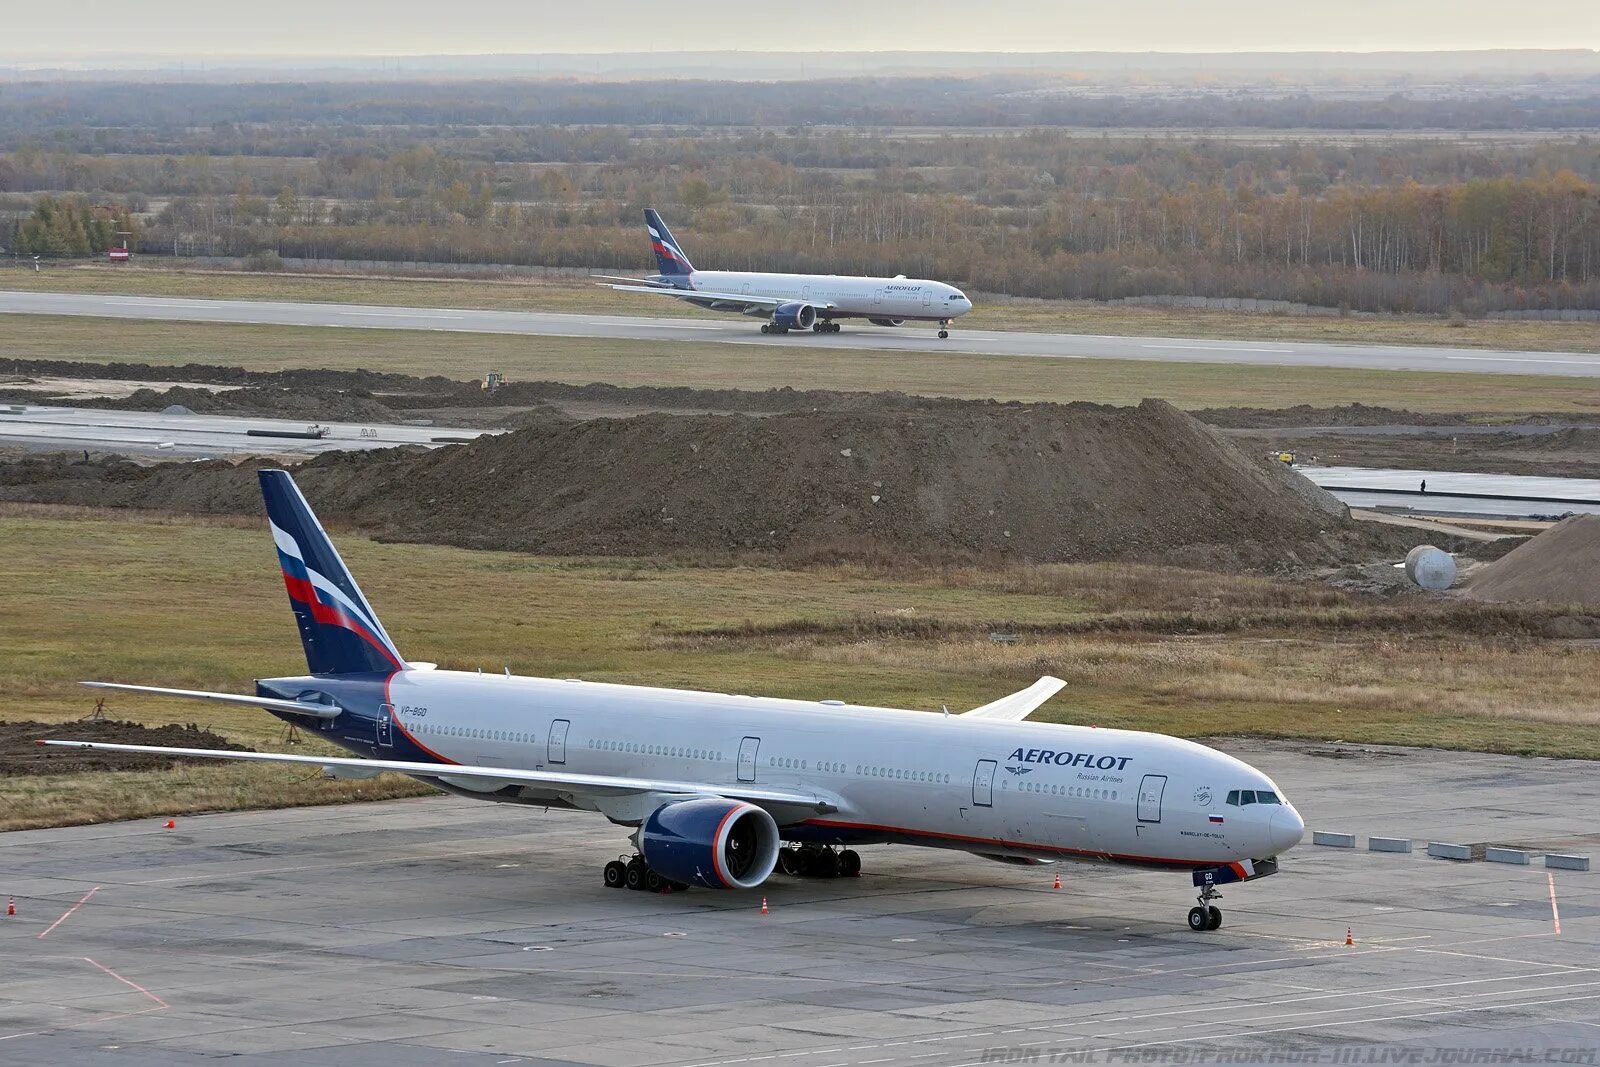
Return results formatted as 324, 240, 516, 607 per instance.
937, 318, 951, 340
603, 854, 688, 894
777, 845, 861, 878
1187, 884, 1224, 931
811, 321, 841, 333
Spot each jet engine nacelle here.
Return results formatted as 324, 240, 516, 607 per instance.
868, 317, 905, 327
771, 301, 818, 331
638, 797, 780, 889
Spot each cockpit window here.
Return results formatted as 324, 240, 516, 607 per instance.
1226, 789, 1278, 806
1256, 790, 1280, 804
1226, 789, 1240, 806
949, 293, 962, 300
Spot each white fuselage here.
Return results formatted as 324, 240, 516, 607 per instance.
686, 270, 972, 322
348, 669, 1302, 869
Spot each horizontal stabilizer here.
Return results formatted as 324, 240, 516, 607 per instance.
34, 740, 830, 812
81, 681, 341, 720
961, 676, 1067, 721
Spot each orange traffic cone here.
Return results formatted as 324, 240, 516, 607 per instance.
164, 818, 176, 829
760, 897, 769, 915
6, 896, 14, 916
1345, 926, 1354, 946
1053, 872, 1061, 890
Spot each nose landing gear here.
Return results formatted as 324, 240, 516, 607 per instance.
937, 318, 951, 340
1188, 885, 1223, 931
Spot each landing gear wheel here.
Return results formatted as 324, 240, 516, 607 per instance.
625, 859, 648, 891
813, 849, 840, 879
812, 322, 824, 332
778, 848, 803, 876
938, 329, 949, 339
603, 859, 627, 889
838, 849, 862, 877
1190, 883, 1223, 930
645, 869, 664, 893
760, 324, 771, 334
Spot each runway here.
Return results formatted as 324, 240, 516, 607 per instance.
2, 739, 1595, 1065
6, 290, 1600, 377
1303, 465, 1600, 518
0, 405, 496, 458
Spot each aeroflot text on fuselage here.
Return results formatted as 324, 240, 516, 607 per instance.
1008, 748, 1134, 770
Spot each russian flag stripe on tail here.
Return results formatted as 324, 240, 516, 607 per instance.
259, 469, 406, 676
644, 208, 694, 277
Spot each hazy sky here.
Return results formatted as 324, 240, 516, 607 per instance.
8, 0, 1600, 56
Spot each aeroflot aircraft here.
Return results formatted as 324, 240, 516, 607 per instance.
43, 471, 1303, 931
597, 209, 974, 338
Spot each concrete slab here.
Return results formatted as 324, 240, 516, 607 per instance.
2, 739, 1597, 1066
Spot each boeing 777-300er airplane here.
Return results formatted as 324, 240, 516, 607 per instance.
596, 209, 974, 338
41, 471, 1302, 931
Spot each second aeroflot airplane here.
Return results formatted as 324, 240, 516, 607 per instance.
42, 471, 1302, 931
598, 209, 974, 338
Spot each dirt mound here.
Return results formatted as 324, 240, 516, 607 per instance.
1195, 403, 1468, 429
1466, 515, 1600, 605
0, 399, 1375, 569
1, 720, 252, 776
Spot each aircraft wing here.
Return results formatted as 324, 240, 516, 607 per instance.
33, 739, 834, 813
601, 283, 833, 313
961, 676, 1068, 721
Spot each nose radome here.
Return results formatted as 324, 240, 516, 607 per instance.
1270, 806, 1305, 854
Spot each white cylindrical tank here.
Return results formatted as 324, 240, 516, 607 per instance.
1405, 545, 1457, 591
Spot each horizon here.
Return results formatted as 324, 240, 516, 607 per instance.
8, 2, 1600, 58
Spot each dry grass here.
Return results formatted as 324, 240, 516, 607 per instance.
4, 314, 1598, 415
9, 263, 1600, 353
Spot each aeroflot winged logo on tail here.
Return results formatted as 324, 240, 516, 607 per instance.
1007, 748, 1133, 771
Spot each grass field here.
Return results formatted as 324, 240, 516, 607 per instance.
5, 263, 1599, 353
3, 508, 1596, 830
4, 314, 1598, 415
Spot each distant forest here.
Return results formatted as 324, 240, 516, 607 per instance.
3, 76, 1599, 313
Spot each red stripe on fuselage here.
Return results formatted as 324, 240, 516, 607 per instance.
383, 671, 458, 766
796, 817, 1235, 870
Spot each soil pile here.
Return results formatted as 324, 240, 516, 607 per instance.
1466, 515, 1600, 605
0, 399, 1370, 569
1, 720, 252, 776
1194, 404, 1469, 429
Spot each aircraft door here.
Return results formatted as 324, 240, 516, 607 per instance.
376, 704, 394, 748
548, 718, 570, 764
972, 759, 996, 807
738, 736, 760, 782
1137, 774, 1167, 822
921, 287, 932, 309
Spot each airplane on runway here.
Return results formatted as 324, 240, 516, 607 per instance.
40, 470, 1302, 931
597, 209, 974, 338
